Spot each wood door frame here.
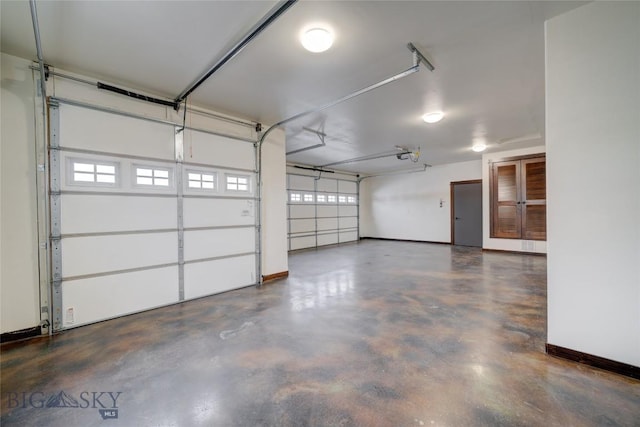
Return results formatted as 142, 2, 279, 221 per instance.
450, 179, 482, 245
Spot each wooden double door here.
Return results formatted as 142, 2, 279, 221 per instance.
490, 155, 546, 240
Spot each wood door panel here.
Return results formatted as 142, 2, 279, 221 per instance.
523, 158, 546, 201
496, 206, 521, 238
522, 204, 546, 240
496, 162, 519, 202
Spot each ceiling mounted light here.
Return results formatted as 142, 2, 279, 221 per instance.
422, 111, 444, 124
301, 27, 333, 53
472, 142, 487, 152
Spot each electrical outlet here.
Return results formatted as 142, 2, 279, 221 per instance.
65, 307, 75, 324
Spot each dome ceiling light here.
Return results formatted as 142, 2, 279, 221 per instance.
472, 142, 487, 152
301, 27, 334, 53
422, 111, 444, 124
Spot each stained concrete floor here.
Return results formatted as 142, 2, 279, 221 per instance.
1, 240, 639, 426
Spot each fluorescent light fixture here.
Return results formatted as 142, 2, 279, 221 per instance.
422, 111, 444, 123
472, 142, 487, 152
301, 28, 333, 53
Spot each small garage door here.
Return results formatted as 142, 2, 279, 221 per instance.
50, 101, 256, 330
287, 173, 359, 250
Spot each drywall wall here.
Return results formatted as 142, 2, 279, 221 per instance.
261, 129, 288, 276
482, 145, 547, 254
546, 1, 640, 366
0, 52, 288, 333
360, 160, 481, 242
0, 53, 41, 333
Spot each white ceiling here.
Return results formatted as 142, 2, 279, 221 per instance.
1, 0, 585, 174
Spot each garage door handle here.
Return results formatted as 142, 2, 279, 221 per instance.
455, 217, 461, 220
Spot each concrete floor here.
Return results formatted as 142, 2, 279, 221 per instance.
1, 240, 638, 426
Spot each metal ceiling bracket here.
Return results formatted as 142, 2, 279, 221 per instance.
407, 42, 435, 71
286, 127, 327, 156
175, 0, 298, 104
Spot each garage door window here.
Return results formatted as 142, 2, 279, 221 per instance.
135, 166, 171, 187
188, 171, 216, 190
69, 159, 118, 187
226, 175, 250, 192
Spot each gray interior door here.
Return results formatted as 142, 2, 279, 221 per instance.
453, 181, 482, 247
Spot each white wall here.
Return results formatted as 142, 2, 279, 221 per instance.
0, 52, 289, 333
360, 160, 481, 242
482, 145, 547, 254
262, 129, 288, 276
546, 2, 640, 366
0, 54, 41, 333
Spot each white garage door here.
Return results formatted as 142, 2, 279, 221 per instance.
49, 101, 256, 330
287, 173, 359, 250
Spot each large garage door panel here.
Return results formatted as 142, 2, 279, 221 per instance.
61, 194, 177, 234
338, 180, 357, 193
317, 233, 338, 246
184, 255, 255, 299
188, 130, 255, 170
184, 198, 255, 228
317, 218, 338, 231
287, 171, 359, 251
317, 205, 338, 217
289, 205, 315, 219
289, 218, 315, 233
288, 175, 315, 191
59, 105, 174, 159
290, 235, 316, 250
52, 100, 260, 332
339, 217, 358, 229
184, 228, 254, 261
317, 178, 337, 192
339, 205, 358, 217
62, 266, 178, 327
61, 232, 177, 278
340, 231, 358, 242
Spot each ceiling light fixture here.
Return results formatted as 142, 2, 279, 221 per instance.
422, 111, 444, 124
472, 142, 487, 152
301, 27, 333, 53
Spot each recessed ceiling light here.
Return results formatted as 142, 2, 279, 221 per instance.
422, 111, 444, 124
301, 27, 333, 53
472, 142, 487, 152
